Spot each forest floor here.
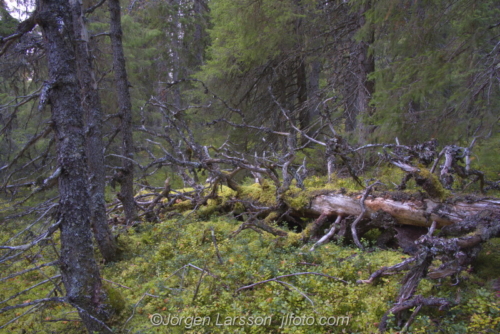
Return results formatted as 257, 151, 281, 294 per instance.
3, 174, 500, 333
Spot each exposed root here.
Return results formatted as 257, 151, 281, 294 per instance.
359, 211, 500, 332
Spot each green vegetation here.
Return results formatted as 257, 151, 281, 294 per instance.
1, 0, 499, 332
2, 214, 499, 333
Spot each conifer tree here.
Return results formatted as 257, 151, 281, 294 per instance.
72, 0, 118, 262
109, 0, 138, 223
360, 0, 500, 144
37, 0, 113, 330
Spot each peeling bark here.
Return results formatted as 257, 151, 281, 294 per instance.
310, 193, 500, 228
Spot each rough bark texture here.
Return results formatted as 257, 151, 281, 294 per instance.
108, 0, 137, 223
38, 0, 112, 332
309, 193, 500, 228
71, 0, 118, 262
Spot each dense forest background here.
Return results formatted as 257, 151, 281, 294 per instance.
0, 0, 499, 333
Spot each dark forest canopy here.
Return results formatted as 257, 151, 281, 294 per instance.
0, 0, 499, 333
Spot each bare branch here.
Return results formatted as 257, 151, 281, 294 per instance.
236, 272, 347, 293
351, 181, 382, 249
0, 275, 61, 306
310, 215, 342, 251
85, 0, 107, 15
0, 297, 65, 315
0, 11, 39, 57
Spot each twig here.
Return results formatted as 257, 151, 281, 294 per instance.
0, 261, 58, 282
85, 0, 107, 15
236, 272, 347, 293
379, 295, 451, 332
121, 292, 159, 332
0, 275, 61, 306
427, 221, 437, 236
351, 181, 382, 249
102, 278, 132, 289
275, 280, 315, 306
0, 304, 41, 331
210, 227, 223, 264
164, 263, 219, 281
70, 303, 114, 333
192, 266, 207, 304
357, 257, 416, 284
0, 297, 65, 315
401, 304, 422, 333
310, 215, 342, 251
0, 219, 60, 251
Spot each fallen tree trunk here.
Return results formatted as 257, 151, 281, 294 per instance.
309, 192, 500, 228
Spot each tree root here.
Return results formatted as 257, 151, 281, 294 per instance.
358, 211, 500, 332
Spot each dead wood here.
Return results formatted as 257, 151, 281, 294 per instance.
357, 210, 500, 332
310, 193, 500, 228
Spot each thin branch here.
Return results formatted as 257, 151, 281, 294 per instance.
121, 292, 159, 332
357, 257, 417, 284
0, 297, 64, 315
210, 226, 223, 265
275, 280, 315, 306
85, 0, 107, 15
0, 219, 60, 251
310, 215, 342, 251
102, 278, 132, 290
351, 181, 382, 249
0, 304, 41, 331
236, 272, 347, 293
0, 275, 61, 306
0, 261, 59, 282
0, 11, 38, 57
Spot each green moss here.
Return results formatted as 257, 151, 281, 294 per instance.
417, 167, 451, 200
198, 198, 218, 217
263, 211, 279, 225
475, 238, 500, 279
304, 174, 363, 192
219, 185, 238, 205
172, 199, 193, 211
283, 185, 310, 211
102, 282, 126, 315
239, 181, 277, 206
283, 231, 302, 247
3, 212, 496, 333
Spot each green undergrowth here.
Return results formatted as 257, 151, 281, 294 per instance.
103, 218, 407, 333
106, 221, 500, 334
1, 216, 500, 333
2, 170, 499, 333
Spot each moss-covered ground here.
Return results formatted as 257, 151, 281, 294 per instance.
2, 169, 499, 333
2, 213, 499, 333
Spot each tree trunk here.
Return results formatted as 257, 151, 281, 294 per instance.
71, 0, 118, 262
192, 0, 206, 67
296, 56, 309, 130
38, 0, 112, 331
309, 193, 500, 228
108, 0, 137, 223
343, 3, 374, 143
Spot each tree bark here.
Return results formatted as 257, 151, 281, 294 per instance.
71, 0, 118, 262
37, 0, 112, 331
108, 0, 137, 223
296, 56, 309, 130
309, 193, 500, 228
343, 2, 374, 143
